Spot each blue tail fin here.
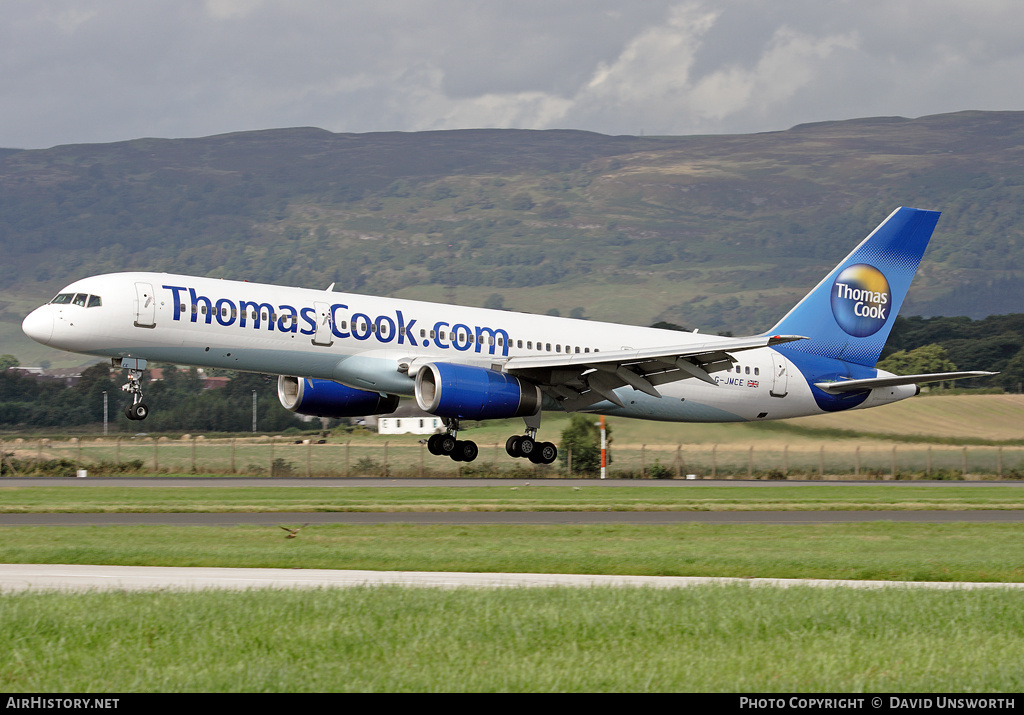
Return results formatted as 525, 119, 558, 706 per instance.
768, 207, 940, 367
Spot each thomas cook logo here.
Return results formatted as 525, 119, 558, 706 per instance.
830, 264, 891, 337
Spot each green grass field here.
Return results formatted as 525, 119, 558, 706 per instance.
2, 484, 1024, 512
2, 522, 1024, 582
4, 585, 1024, 692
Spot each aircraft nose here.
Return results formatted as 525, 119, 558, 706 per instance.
22, 307, 53, 346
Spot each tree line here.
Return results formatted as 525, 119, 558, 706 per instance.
881, 314, 1024, 391
0, 363, 303, 432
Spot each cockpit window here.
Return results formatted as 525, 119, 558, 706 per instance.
49, 292, 102, 307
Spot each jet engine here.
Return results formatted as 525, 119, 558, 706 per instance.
414, 362, 541, 420
277, 376, 400, 418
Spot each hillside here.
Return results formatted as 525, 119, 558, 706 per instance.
2, 111, 1024, 365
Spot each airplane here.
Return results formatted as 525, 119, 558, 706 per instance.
21, 207, 994, 465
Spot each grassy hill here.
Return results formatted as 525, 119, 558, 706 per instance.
3, 111, 1024, 366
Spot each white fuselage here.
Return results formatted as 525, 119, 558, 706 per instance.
22, 271, 916, 423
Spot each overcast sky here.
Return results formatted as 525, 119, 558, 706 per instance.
3, 0, 1024, 150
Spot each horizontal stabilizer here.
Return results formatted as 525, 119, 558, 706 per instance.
814, 371, 996, 394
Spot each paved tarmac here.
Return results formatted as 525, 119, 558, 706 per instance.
2, 563, 1022, 593
2, 510, 1024, 526
4, 477, 1024, 487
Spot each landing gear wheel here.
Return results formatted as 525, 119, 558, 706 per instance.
125, 403, 149, 421
427, 434, 444, 455
505, 435, 522, 458
450, 440, 466, 462
438, 434, 458, 456
536, 441, 557, 465
517, 436, 536, 458
456, 440, 479, 463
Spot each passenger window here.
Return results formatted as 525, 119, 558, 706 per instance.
527, 341, 532, 349
745, 366, 750, 375
87, 295, 102, 308
72, 293, 87, 307
546, 343, 551, 351
556, 345, 562, 353
51, 293, 74, 304
575, 347, 580, 353
517, 340, 523, 348
754, 367, 759, 376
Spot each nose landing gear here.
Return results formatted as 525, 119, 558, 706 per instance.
120, 366, 149, 421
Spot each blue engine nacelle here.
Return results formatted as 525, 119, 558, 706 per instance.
277, 376, 400, 418
414, 362, 541, 420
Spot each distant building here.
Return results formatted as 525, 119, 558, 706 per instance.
8, 366, 82, 386
377, 403, 443, 435
148, 367, 226, 389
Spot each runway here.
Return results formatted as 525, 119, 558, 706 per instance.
4, 477, 1024, 488
2, 510, 1024, 526
2, 563, 1022, 593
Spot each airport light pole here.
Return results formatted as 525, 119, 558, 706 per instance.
252, 390, 257, 433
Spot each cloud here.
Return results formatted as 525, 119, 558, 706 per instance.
1, 1, 1024, 149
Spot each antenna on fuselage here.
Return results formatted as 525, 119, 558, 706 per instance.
326, 283, 335, 292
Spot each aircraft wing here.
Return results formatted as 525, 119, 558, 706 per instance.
502, 334, 807, 410
814, 371, 996, 394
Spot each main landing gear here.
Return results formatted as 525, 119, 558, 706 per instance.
425, 417, 558, 465
426, 418, 480, 462
122, 368, 149, 421
505, 431, 558, 465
